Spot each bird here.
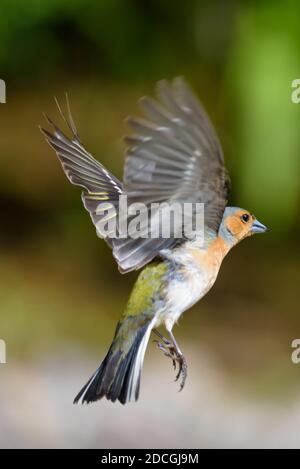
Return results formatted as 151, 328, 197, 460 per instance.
40, 77, 268, 405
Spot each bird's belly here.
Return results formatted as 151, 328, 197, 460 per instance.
156, 268, 217, 330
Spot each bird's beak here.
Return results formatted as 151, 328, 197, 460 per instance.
251, 219, 268, 234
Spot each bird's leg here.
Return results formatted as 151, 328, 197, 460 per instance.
152, 329, 177, 369
168, 330, 188, 392
153, 328, 187, 391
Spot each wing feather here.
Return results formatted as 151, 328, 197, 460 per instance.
41, 79, 230, 273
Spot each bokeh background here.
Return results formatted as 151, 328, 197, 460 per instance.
0, 0, 300, 448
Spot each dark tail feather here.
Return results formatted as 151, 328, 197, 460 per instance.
73, 320, 152, 405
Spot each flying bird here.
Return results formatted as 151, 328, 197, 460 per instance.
40, 78, 268, 405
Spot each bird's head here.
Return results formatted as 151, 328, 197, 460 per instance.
219, 207, 268, 247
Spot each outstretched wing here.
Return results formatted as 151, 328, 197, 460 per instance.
41, 79, 230, 274
114, 77, 230, 271
40, 97, 123, 246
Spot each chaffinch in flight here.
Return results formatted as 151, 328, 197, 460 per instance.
40, 78, 268, 405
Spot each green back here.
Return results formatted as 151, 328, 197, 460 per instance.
123, 261, 168, 318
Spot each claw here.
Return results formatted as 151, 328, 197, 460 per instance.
175, 355, 187, 391
152, 329, 188, 390
154, 340, 177, 369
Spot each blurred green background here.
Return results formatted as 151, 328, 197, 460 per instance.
0, 0, 300, 448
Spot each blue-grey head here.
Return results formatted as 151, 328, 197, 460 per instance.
218, 207, 268, 247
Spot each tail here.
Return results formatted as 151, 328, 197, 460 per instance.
74, 318, 153, 405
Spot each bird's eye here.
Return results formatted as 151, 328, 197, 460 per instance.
241, 213, 250, 223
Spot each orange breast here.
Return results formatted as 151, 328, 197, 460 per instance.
186, 236, 230, 274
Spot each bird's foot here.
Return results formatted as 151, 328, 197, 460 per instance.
153, 335, 177, 370
152, 329, 188, 390
174, 353, 188, 391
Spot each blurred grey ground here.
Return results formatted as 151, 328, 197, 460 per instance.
1, 349, 300, 449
